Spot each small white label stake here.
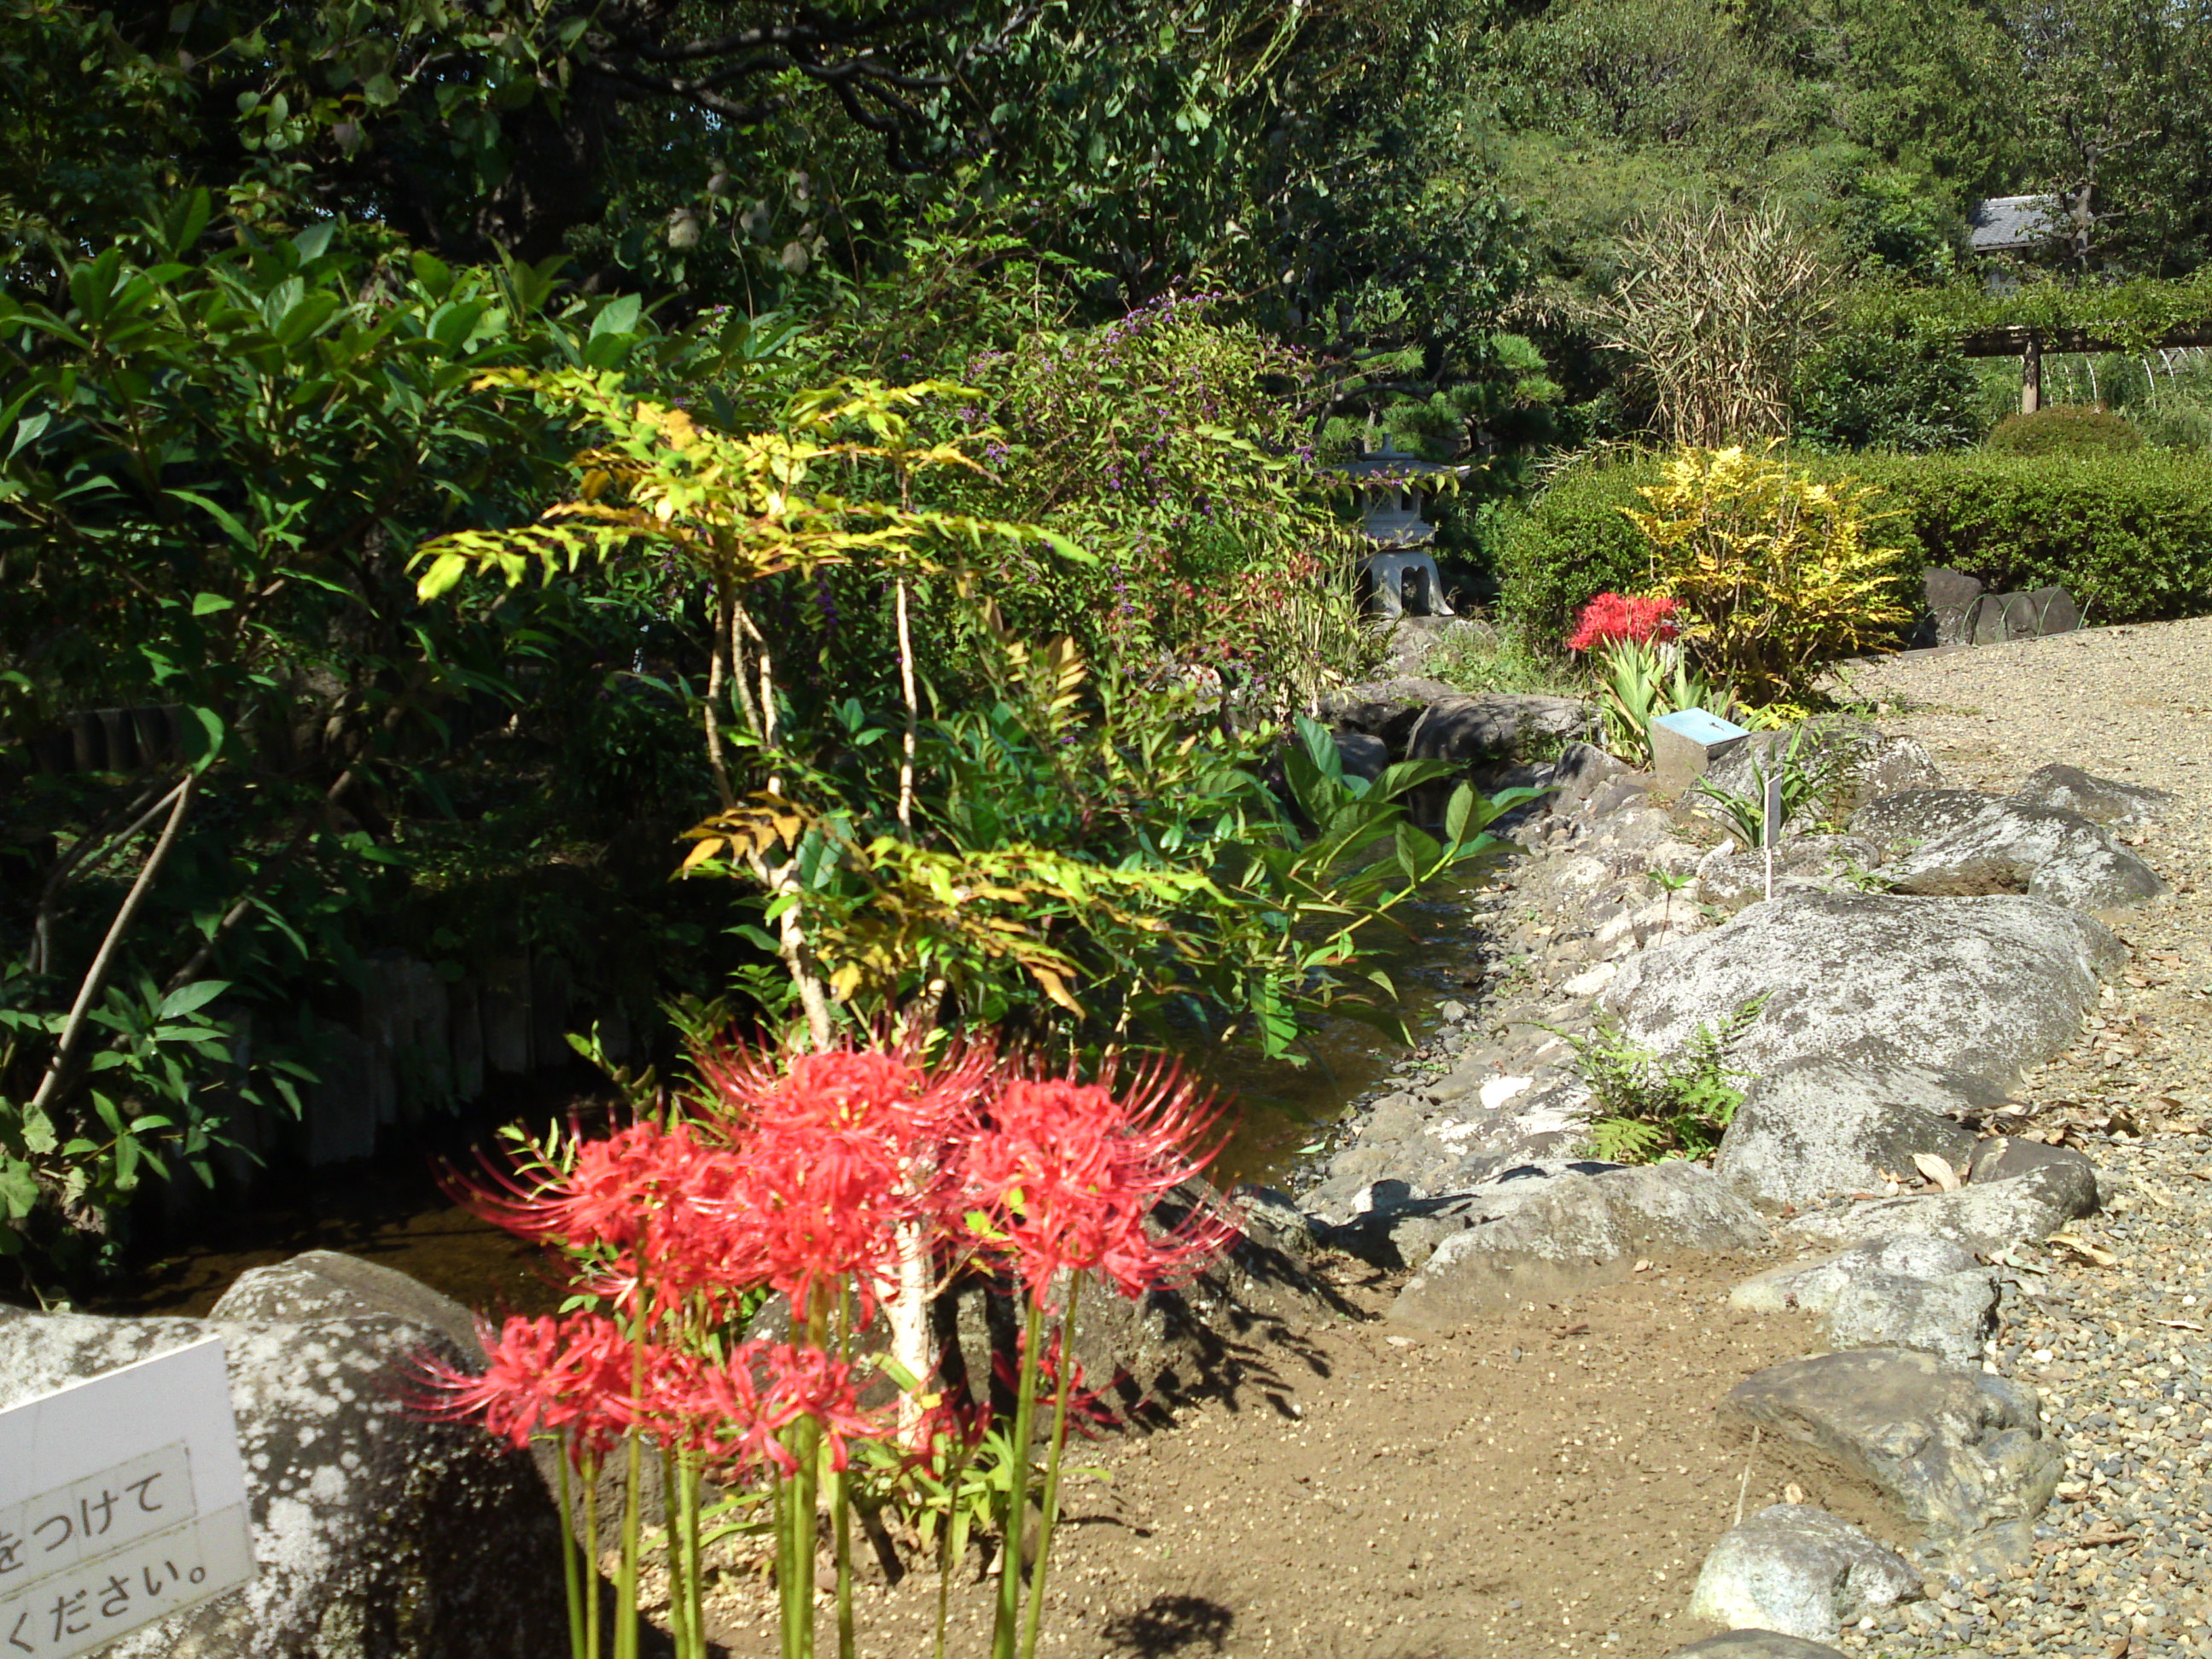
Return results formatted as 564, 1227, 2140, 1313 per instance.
1762, 772, 1783, 902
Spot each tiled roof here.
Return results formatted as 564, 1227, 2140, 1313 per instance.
1969, 195, 2064, 253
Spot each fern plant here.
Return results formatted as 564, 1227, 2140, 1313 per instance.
1563, 995, 1768, 1162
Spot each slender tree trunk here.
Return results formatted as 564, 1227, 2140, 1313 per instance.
30, 774, 197, 1117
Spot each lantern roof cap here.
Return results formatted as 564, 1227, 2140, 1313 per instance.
1331, 435, 1470, 480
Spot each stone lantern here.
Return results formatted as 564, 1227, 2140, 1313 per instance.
1335, 438, 1464, 619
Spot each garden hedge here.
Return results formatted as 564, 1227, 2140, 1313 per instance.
1495, 450, 2212, 644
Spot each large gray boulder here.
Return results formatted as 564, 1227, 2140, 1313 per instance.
2010, 763, 2173, 829
1692, 723, 1943, 830
1714, 1058, 1982, 1210
1601, 892, 2121, 1090
1405, 693, 1594, 765
1722, 1348, 2062, 1566
210, 1247, 488, 1363
1663, 1637, 1840, 1659
1825, 1269, 2000, 1370
1782, 1162, 2098, 1254
1668, 1634, 1848, 1658
1847, 789, 2001, 859
1730, 1235, 1980, 1316
1688, 1504, 1921, 1642
0, 1301, 568, 1659
1389, 1161, 1770, 1327
1885, 799, 2166, 912
1694, 836, 1883, 916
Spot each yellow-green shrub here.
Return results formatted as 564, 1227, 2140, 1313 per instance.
1620, 445, 1912, 701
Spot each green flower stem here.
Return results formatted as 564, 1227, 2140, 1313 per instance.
615, 1432, 642, 1659
835, 1283, 856, 1659
786, 1417, 823, 1659
992, 1295, 1045, 1659
583, 1459, 602, 1659
1020, 1273, 1082, 1659
556, 1439, 584, 1659
661, 1447, 692, 1659
680, 1456, 705, 1659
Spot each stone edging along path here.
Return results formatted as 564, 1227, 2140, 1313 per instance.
1252, 616, 2212, 1656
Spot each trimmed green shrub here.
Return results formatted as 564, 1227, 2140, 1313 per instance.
1986, 407, 2145, 457
1792, 329, 1989, 454
1497, 449, 2212, 644
1492, 459, 1662, 644
1852, 451, 2212, 623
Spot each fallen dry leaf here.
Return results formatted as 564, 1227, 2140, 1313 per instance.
2050, 1233, 2121, 1267
1912, 1152, 1962, 1192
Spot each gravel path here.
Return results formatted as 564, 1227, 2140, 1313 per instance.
1829, 620, 2212, 1659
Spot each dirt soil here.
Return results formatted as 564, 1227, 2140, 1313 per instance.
703, 1251, 1823, 1659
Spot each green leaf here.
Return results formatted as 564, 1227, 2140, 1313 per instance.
590, 294, 643, 339
158, 980, 230, 1019
0, 1157, 38, 1221
190, 591, 236, 616
185, 704, 226, 763
167, 489, 256, 552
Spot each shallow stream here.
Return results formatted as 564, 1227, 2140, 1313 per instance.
90, 876, 1500, 1320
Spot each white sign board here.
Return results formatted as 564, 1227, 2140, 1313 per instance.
0, 1339, 254, 1657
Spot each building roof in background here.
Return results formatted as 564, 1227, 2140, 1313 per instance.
1969, 194, 2065, 254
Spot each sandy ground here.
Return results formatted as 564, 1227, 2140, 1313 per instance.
704, 1251, 1823, 1659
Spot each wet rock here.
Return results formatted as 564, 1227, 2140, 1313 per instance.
0, 1303, 568, 1659
1825, 1267, 2000, 1369
1404, 694, 1594, 766
1722, 1348, 2062, 1564
1780, 1164, 2098, 1254
1333, 730, 1388, 782
2008, 762, 2173, 828
1322, 677, 1461, 750
1666, 1634, 1849, 1658
1602, 892, 2122, 1091
1388, 1161, 1769, 1327
209, 1247, 487, 1363
1885, 799, 2166, 912
1846, 789, 2001, 859
1729, 1235, 1980, 1317
1713, 1058, 1981, 1211
1694, 836, 1883, 915
1687, 1503, 1921, 1642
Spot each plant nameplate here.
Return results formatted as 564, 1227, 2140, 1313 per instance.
1649, 707, 1752, 792
0, 1338, 253, 1657
1650, 708, 1750, 748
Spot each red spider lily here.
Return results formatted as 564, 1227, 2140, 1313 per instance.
414, 1311, 640, 1467
991, 1330, 1126, 1441
683, 1036, 998, 1320
449, 1120, 757, 1314
644, 1341, 885, 1479
960, 1060, 1235, 1307
1566, 591, 1679, 653
900, 1390, 992, 1468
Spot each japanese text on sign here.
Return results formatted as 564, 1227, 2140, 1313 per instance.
0, 1340, 254, 1659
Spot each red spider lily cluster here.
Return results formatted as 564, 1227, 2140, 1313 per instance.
1565, 591, 1679, 653
415, 1033, 1237, 1659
